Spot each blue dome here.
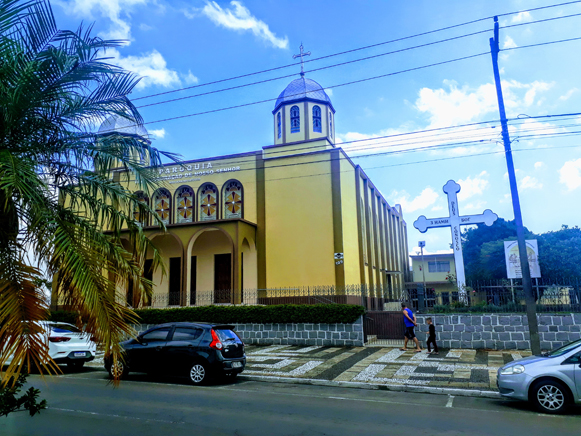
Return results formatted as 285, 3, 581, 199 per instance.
273, 77, 334, 114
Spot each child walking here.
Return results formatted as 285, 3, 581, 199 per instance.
426, 317, 439, 355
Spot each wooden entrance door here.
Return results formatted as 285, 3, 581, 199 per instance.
214, 253, 231, 303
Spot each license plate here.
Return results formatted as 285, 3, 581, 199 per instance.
232, 362, 242, 368
74, 352, 86, 357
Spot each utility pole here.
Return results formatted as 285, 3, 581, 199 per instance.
418, 241, 426, 313
489, 16, 540, 354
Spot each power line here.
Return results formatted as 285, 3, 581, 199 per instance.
132, 1, 581, 102
99, 35, 581, 136
151, 143, 581, 188
136, 12, 581, 110
150, 124, 581, 182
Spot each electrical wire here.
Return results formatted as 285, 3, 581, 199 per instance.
131, 0, 581, 102
136, 12, 581, 110
96, 35, 581, 137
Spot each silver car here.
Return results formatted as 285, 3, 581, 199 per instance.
497, 339, 581, 413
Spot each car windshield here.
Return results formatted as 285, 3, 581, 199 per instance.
50, 323, 81, 333
215, 329, 241, 343
546, 339, 581, 357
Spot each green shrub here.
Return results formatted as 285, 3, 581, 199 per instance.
133, 304, 365, 325
48, 311, 78, 324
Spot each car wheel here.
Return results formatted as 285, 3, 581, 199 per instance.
68, 361, 85, 370
188, 362, 208, 385
108, 360, 128, 379
532, 380, 570, 414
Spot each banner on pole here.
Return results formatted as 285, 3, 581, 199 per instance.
504, 239, 541, 279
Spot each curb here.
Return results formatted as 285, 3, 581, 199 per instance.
85, 364, 501, 399
238, 374, 502, 399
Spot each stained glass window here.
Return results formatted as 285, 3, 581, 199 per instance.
133, 191, 149, 226
199, 183, 218, 221
223, 181, 243, 219
277, 112, 282, 139
313, 105, 322, 133
176, 186, 194, 223
153, 188, 171, 224
290, 105, 300, 133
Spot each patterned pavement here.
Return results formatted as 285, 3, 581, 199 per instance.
243, 345, 533, 391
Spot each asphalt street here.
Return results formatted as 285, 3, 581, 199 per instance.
2, 368, 579, 436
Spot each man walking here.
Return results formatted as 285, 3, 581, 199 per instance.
400, 303, 422, 352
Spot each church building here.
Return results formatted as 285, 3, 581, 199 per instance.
77, 70, 411, 307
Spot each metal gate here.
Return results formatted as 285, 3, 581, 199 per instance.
364, 311, 405, 346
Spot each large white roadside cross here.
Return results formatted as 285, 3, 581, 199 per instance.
413, 180, 498, 301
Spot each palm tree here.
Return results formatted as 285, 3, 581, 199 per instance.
0, 0, 174, 382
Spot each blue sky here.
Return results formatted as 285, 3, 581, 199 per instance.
52, 0, 581, 254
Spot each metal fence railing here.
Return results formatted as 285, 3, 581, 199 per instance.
132, 284, 409, 310
129, 278, 581, 313
404, 278, 581, 313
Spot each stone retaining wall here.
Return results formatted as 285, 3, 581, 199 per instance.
131, 316, 365, 347
415, 313, 581, 350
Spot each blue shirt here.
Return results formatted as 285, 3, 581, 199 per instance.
403, 308, 415, 327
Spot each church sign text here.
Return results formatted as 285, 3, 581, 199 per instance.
153, 162, 242, 183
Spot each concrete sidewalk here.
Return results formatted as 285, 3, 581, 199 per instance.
86, 345, 531, 396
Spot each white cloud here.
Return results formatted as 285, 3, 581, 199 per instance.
108, 48, 180, 89
559, 88, 578, 101
511, 11, 532, 23
534, 161, 544, 169
325, 88, 333, 97
463, 200, 487, 211
415, 80, 553, 128
559, 158, 581, 190
183, 70, 199, 85
457, 171, 489, 201
431, 205, 444, 211
149, 128, 165, 139
139, 23, 153, 31
390, 187, 439, 213
503, 36, 517, 49
57, 0, 147, 42
194, 1, 288, 49
519, 175, 543, 190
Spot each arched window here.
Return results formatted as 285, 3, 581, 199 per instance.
153, 188, 171, 224
312, 105, 322, 133
329, 111, 333, 138
277, 112, 282, 139
290, 105, 300, 133
176, 186, 194, 223
133, 191, 149, 226
199, 183, 218, 221
223, 180, 243, 219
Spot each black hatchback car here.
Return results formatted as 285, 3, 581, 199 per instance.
104, 322, 246, 385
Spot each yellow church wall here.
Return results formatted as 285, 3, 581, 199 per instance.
263, 138, 331, 159
339, 156, 360, 286
263, 153, 335, 287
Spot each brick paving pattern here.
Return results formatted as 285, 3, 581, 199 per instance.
243, 345, 533, 391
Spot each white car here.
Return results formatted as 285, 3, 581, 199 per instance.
2, 321, 97, 370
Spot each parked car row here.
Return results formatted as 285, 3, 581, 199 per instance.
4, 320, 581, 413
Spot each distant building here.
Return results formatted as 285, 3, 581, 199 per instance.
409, 252, 458, 307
